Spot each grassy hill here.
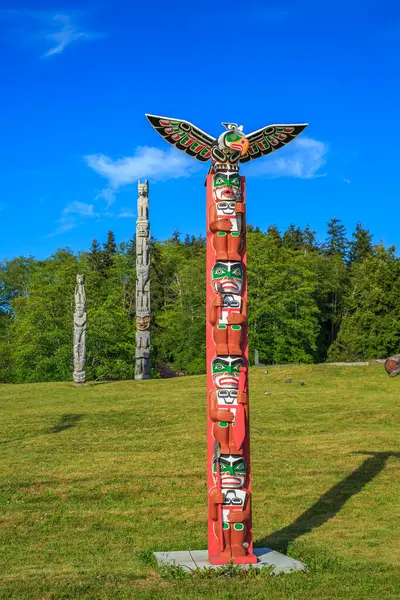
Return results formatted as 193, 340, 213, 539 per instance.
1, 364, 400, 599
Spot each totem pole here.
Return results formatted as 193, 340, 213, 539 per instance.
146, 114, 307, 564
73, 274, 87, 385
135, 180, 151, 380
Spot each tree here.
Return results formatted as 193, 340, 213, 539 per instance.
282, 223, 304, 251
103, 231, 117, 271
87, 239, 103, 273
328, 245, 400, 361
348, 222, 373, 264
266, 225, 282, 246
247, 230, 320, 364
324, 217, 348, 260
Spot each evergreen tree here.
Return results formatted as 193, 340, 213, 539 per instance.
266, 225, 282, 245
246, 224, 261, 234
329, 245, 400, 360
283, 223, 304, 251
103, 231, 117, 271
87, 239, 103, 272
302, 225, 317, 253
348, 222, 373, 264
324, 217, 348, 260
172, 230, 181, 244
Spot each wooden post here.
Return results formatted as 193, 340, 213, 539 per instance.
135, 180, 151, 380
73, 274, 87, 385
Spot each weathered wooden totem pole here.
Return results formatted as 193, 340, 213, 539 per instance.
135, 180, 151, 380
73, 274, 87, 385
146, 114, 307, 564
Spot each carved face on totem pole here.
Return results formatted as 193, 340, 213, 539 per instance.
212, 356, 244, 388
138, 182, 148, 196
212, 171, 241, 204
213, 455, 247, 488
136, 315, 150, 331
212, 261, 243, 294
76, 274, 85, 285
137, 221, 149, 237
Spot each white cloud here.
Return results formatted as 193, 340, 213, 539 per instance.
85, 145, 201, 189
42, 14, 94, 58
246, 137, 328, 179
118, 210, 135, 218
95, 187, 116, 208
64, 201, 97, 217
0, 10, 102, 57
45, 215, 77, 238
45, 201, 97, 237
344, 178, 351, 184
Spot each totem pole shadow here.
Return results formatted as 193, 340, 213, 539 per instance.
0, 414, 86, 444
256, 451, 400, 553
46, 413, 86, 434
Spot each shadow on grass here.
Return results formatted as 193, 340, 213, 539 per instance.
0, 413, 86, 444
257, 450, 400, 553
46, 413, 86, 434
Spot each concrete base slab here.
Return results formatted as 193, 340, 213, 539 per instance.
154, 548, 306, 574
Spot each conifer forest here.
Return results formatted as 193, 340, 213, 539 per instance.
1, 219, 399, 383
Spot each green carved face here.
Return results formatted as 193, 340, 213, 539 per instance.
212, 356, 244, 388
212, 261, 243, 294
213, 454, 247, 488
212, 171, 241, 203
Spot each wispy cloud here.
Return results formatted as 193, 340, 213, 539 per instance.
42, 14, 98, 58
246, 137, 328, 179
95, 187, 116, 208
118, 209, 135, 218
64, 201, 98, 217
0, 10, 102, 57
45, 201, 97, 237
85, 146, 201, 190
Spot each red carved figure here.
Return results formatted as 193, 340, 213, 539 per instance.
209, 455, 252, 559
209, 170, 245, 261
209, 264, 247, 356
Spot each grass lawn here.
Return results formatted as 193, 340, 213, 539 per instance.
1, 364, 400, 599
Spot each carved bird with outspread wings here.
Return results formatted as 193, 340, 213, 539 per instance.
146, 114, 308, 166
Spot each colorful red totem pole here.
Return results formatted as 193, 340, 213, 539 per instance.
146, 115, 307, 565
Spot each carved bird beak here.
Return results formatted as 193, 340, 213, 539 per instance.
230, 137, 249, 156
239, 137, 249, 156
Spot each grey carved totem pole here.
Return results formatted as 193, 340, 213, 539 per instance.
135, 180, 151, 379
73, 274, 87, 384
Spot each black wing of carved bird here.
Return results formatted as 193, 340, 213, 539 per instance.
145, 114, 308, 164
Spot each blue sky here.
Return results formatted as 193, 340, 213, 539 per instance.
1, 0, 400, 260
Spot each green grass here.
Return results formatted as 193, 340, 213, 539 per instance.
1, 364, 400, 599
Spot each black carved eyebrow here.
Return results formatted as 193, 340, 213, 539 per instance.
231, 358, 244, 367
232, 459, 246, 469
212, 357, 230, 367
229, 262, 242, 270
214, 261, 229, 269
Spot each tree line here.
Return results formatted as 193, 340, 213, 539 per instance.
1, 218, 399, 383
